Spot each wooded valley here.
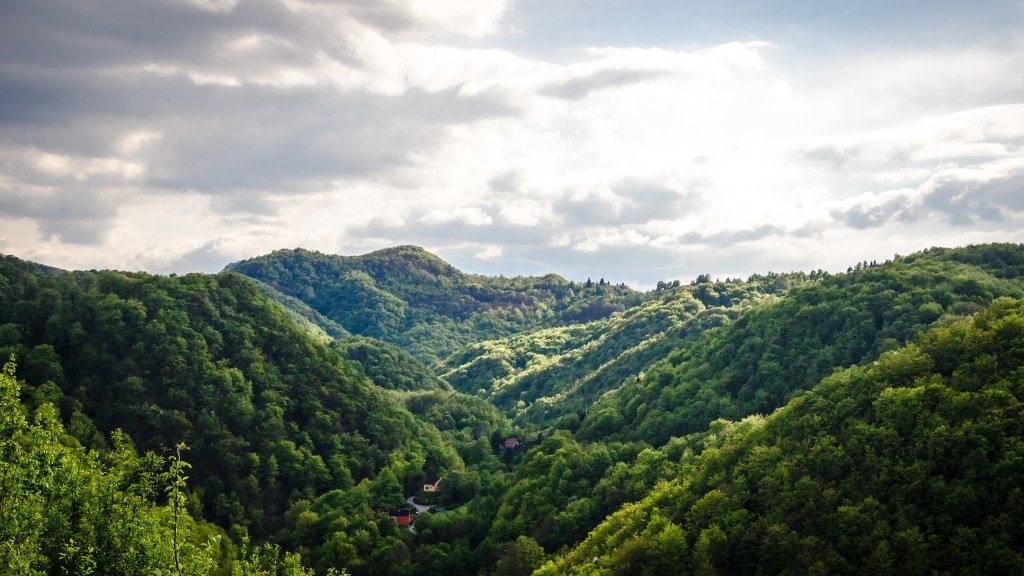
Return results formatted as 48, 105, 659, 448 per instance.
2, 243, 1023, 575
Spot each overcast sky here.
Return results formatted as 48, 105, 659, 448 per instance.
1, 0, 1023, 287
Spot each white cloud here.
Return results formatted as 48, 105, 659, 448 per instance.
185, 0, 240, 14
0, 1, 1022, 283
574, 228, 651, 252
420, 206, 494, 226
474, 245, 503, 260
498, 200, 551, 227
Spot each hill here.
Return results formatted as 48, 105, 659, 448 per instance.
225, 246, 645, 363
4, 244, 1024, 575
540, 296, 1024, 575
332, 335, 451, 391
441, 272, 811, 427
0, 257, 468, 536
578, 245, 1024, 445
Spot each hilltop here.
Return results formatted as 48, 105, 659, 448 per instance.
226, 245, 644, 363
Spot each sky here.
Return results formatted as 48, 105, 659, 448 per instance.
1, 0, 1023, 287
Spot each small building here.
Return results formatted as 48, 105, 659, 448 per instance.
382, 508, 414, 527
503, 436, 521, 449
423, 476, 442, 493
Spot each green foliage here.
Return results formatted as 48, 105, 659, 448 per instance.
542, 297, 1024, 574
4, 244, 1024, 576
0, 357, 219, 575
0, 259, 432, 544
250, 280, 350, 342
494, 536, 545, 576
441, 273, 808, 426
226, 246, 644, 363
333, 336, 449, 391
579, 245, 1024, 445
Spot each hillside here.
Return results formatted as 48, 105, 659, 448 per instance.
578, 245, 1024, 445
332, 335, 451, 391
225, 246, 645, 363
540, 297, 1024, 575
4, 244, 1024, 575
441, 272, 811, 427
0, 258, 481, 535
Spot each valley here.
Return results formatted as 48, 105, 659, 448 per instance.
2, 243, 1023, 575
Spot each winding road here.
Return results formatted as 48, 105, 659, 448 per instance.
406, 496, 432, 513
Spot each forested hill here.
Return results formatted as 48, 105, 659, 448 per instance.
225, 245, 644, 363
441, 271, 810, 427
540, 297, 1024, 575
0, 257, 495, 543
4, 244, 1024, 575
577, 244, 1024, 445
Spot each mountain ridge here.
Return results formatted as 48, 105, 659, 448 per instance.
3, 243, 1024, 575
225, 245, 645, 363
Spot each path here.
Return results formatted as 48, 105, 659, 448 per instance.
406, 496, 432, 513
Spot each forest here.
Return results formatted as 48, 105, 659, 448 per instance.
2, 243, 1023, 575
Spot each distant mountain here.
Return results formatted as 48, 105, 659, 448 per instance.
225, 245, 645, 363
441, 272, 811, 427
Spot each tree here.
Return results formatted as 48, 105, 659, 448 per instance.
495, 536, 545, 576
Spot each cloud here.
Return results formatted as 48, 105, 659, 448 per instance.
421, 206, 494, 226
186, 0, 240, 14
676, 225, 790, 246
0, 185, 118, 244
555, 180, 697, 226
0, 0, 1023, 286
831, 158, 1024, 229
540, 68, 666, 100
474, 245, 503, 260
800, 144, 861, 168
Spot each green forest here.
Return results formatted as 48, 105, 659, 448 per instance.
2, 243, 1023, 575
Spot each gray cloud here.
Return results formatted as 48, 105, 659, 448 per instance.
350, 208, 544, 249
488, 170, 523, 193
348, 179, 697, 253
146, 84, 515, 195
540, 68, 666, 100
801, 144, 861, 168
0, 0, 517, 182
923, 181, 1002, 225
0, 66, 514, 189
555, 179, 696, 226
0, 0, 375, 74
677, 225, 787, 245
834, 196, 910, 229
0, 190, 118, 244
832, 170, 1024, 229
155, 239, 239, 275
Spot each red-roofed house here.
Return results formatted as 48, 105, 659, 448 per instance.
382, 509, 414, 527
503, 437, 520, 449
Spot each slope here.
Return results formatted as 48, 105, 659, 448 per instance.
332, 335, 450, 391
0, 256, 450, 539
225, 246, 644, 363
578, 244, 1024, 445
251, 278, 350, 342
540, 296, 1024, 575
441, 272, 810, 427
